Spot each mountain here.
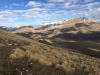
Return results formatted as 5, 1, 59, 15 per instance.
11, 25, 35, 33
0, 29, 100, 75
0, 25, 35, 33
1, 18, 100, 40
0, 26, 8, 31
11, 18, 100, 59
17, 18, 100, 40
36, 18, 98, 31
0, 18, 100, 58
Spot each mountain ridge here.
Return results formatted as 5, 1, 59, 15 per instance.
0, 18, 100, 40
0, 18, 99, 32
0, 25, 35, 33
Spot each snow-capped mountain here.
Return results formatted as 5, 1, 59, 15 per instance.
0, 18, 100, 40
0, 25, 35, 33
11, 25, 35, 33
36, 18, 98, 31
33, 18, 100, 39
0, 26, 8, 31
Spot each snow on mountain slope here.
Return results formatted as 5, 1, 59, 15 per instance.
0, 25, 35, 33
0, 18, 100, 39
36, 18, 98, 32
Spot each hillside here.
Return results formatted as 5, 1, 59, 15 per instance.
34, 18, 100, 39
0, 25, 35, 33
12, 18, 100, 40
11, 25, 35, 33
1, 18, 100, 58
11, 18, 100, 58
0, 30, 100, 75
1, 18, 100, 40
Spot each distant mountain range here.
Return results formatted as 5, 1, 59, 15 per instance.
0, 18, 100, 40
0, 25, 35, 33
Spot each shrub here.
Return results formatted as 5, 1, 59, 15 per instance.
0, 43, 5, 47
28, 53, 40, 62
9, 54, 17, 59
9, 48, 26, 59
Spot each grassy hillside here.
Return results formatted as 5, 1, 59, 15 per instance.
0, 30, 100, 75
52, 38, 100, 58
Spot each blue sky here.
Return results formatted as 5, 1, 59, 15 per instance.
0, 0, 100, 26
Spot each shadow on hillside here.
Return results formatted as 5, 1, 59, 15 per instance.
16, 32, 46, 39
60, 23, 89, 32
52, 23, 100, 58
75, 23, 89, 27
60, 23, 89, 33
59, 22, 100, 40
53, 31, 100, 40
52, 39, 100, 58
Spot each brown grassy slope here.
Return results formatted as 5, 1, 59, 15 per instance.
0, 30, 100, 75
52, 38, 100, 58
0, 29, 34, 41
12, 27, 35, 33
0, 30, 67, 75
9, 43, 100, 75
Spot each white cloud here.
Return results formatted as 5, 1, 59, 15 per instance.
64, 2, 71, 6
11, 2, 24, 6
47, 0, 80, 4
13, 10, 26, 13
0, 11, 13, 16
22, 8, 46, 19
22, 8, 65, 20
0, 17, 17, 21
26, 1, 42, 7
0, 0, 100, 24
89, 8, 100, 20
86, 2, 100, 9
84, 0, 94, 3
47, 0, 65, 2
0, 10, 17, 21
63, 1, 100, 10
67, 0, 80, 4
63, 3, 84, 9
44, 3, 55, 8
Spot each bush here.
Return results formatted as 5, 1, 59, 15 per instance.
9, 48, 26, 59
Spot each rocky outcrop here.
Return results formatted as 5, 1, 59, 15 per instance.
38, 39, 52, 45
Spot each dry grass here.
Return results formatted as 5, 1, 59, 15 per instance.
52, 38, 100, 58
0, 30, 66, 75
9, 54, 17, 59
9, 48, 26, 59
0, 43, 5, 47
88, 48, 100, 52
0, 29, 100, 75
9, 43, 100, 75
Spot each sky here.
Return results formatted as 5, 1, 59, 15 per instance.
0, 0, 100, 27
